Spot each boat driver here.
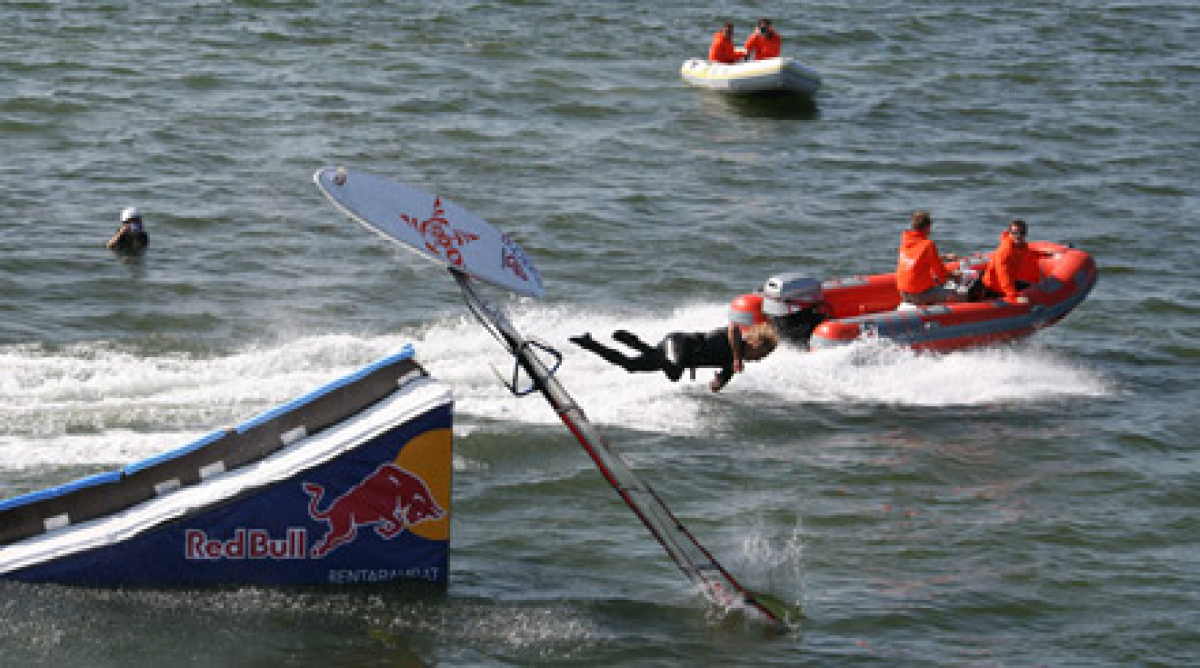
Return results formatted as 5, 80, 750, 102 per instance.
896, 210, 956, 306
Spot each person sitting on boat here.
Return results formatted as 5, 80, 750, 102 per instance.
896, 210, 957, 306
977, 219, 1044, 305
569, 310, 778, 393
106, 206, 149, 255
743, 18, 781, 60
709, 23, 745, 64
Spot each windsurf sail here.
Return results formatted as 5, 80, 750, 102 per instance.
313, 167, 543, 298
314, 167, 794, 626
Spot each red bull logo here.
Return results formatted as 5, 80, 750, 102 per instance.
304, 462, 445, 558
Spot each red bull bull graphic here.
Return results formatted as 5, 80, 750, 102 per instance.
304, 462, 445, 558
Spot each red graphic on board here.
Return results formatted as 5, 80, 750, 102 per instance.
303, 463, 445, 558
400, 197, 479, 266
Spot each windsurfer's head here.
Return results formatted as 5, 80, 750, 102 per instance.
743, 323, 779, 361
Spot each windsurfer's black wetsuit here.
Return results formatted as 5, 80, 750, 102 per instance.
570, 328, 744, 386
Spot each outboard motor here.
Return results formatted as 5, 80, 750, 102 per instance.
728, 293, 770, 332
761, 273, 827, 347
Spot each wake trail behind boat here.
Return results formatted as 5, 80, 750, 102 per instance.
745, 336, 1114, 407
0, 303, 1112, 471
414, 302, 1115, 424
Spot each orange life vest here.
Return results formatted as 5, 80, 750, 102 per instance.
743, 31, 781, 60
709, 31, 741, 64
982, 230, 1042, 300
896, 229, 949, 294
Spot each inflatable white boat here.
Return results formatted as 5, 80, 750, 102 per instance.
681, 56, 821, 96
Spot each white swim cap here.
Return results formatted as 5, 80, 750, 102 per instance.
120, 206, 141, 222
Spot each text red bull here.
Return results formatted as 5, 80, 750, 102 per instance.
186, 528, 307, 560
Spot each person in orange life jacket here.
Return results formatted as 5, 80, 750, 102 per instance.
896, 210, 957, 305
743, 18, 781, 60
569, 295, 778, 393
709, 22, 744, 64
978, 220, 1046, 305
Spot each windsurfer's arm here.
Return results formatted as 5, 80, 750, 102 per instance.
727, 323, 745, 373
710, 368, 733, 392
711, 326, 744, 392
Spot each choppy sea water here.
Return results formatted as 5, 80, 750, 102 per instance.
2, 1, 1198, 664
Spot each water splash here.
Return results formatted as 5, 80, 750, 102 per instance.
0, 335, 407, 469
0, 301, 1111, 470
745, 336, 1113, 407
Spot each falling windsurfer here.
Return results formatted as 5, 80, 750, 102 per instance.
569, 295, 779, 392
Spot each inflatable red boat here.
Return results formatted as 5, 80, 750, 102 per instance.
756, 241, 1097, 352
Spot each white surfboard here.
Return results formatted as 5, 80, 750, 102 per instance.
313, 167, 545, 298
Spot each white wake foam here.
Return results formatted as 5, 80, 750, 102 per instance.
743, 336, 1112, 407
0, 302, 1111, 470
